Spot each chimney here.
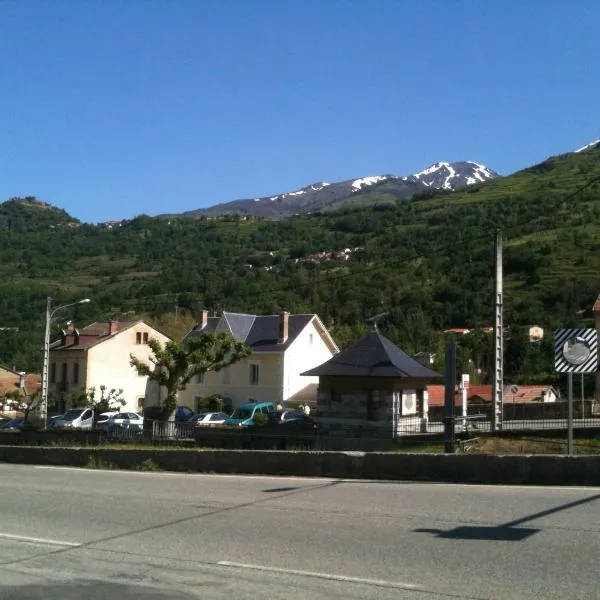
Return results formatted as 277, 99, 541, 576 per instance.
109, 320, 118, 335
200, 310, 208, 329
74, 328, 80, 345
594, 295, 600, 407
66, 321, 75, 333
18, 372, 25, 390
278, 310, 290, 344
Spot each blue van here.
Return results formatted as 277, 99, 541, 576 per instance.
224, 401, 275, 427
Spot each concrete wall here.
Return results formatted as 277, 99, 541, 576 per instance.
1, 446, 600, 485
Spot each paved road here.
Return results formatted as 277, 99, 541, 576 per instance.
0, 465, 599, 599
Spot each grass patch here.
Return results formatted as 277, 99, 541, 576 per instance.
138, 458, 161, 471
84, 455, 115, 469
469, 435, 600, 455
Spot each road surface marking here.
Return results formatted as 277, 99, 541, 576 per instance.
216, 560, 422, 590
0, 533, 81, 547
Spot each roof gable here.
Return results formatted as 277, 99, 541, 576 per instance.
50, 320, 168, 351
302, 331, 442, 378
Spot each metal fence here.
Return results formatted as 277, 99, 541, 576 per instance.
151, 420, 196, 442
410, 401, 600, 436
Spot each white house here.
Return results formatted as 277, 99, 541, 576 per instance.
179, 311, 339, 411
48, 320, 171, 413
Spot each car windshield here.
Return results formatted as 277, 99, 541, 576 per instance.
62, 409, 85, 421
230, 408, 253, 419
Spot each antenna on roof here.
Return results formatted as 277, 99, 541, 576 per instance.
366, 311, 389, 332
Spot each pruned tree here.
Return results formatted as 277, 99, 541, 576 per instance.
129, 333, 251, 420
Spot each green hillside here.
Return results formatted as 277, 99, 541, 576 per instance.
1, 145, 600, 385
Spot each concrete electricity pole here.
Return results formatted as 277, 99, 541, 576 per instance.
40, 297, 91, 427
491, 230, 504, 432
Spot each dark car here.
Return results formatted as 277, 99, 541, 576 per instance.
269, 409, 318, 432
1, 417, 25, 430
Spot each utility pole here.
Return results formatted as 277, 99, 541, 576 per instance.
40, 296, 52, 427
491, 230, 504, 432
444, 337, 456, 453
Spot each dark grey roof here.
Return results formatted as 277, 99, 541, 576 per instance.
302, 331, 442, 379
185, 312, 315, 351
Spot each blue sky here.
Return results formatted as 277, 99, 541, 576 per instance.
1, 0, 598, 222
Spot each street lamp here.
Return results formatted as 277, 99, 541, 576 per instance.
40, 297, 91, 427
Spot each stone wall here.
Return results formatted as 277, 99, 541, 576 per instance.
1, 445, 600, 485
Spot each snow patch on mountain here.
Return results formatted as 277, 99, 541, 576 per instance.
575, 139, 600, 153
351, 176, 389, 191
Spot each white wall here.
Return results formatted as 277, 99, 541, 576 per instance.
86, 323, 171, 412
283, 318, 336, 406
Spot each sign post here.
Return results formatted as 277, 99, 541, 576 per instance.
554, 329, 598, 456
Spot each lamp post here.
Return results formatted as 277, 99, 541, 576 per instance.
41, 297, 91, 427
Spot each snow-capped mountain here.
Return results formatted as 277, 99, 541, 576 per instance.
574, 139, 600, 153
176, 160, 499, 219
410, 161, 497, 189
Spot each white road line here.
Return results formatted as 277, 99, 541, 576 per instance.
0, 532, 81, 547
216, 560, 422, 590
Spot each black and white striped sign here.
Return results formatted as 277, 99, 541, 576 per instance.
554, 328, 597, 373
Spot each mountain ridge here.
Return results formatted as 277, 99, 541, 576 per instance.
170, 160, 500, 220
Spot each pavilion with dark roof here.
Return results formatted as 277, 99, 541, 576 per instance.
302, 330, 441, 438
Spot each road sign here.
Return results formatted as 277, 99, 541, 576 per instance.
510, 385, 519, 395
554, 329, 597, 373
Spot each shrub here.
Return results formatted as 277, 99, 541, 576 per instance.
138, 458, 161, 471
253, 413, 268, 427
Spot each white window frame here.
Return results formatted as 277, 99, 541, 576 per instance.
401, 389, 417, 415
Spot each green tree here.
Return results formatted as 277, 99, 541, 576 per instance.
129, 333, 250, 420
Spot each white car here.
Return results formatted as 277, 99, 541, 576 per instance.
106, 412, 144, 429
189, 412, 229, 427
53, 407, 94, 430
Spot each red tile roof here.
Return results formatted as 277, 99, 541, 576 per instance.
504, 385, 555, 403
427, 384, 492, 407
51, 321, 138, 351
0, 370, 41, 397
594, 295, 600, 314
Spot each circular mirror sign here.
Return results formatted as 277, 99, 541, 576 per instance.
562, 336, 591, 365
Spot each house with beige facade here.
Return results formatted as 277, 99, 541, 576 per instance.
48, 320, 171, 413
178, 311, 339, 411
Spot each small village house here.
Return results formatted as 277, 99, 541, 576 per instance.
49, 320, 171, 413
179, 310, 339, 411
302, 330, 441, 438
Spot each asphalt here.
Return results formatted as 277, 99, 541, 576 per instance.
0, 464, 599, 599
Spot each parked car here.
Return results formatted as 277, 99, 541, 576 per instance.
96, 411, 119, 429
47, 414, 64, 429
106, 412, 144, 430
269, 409, 318, 432
0, 417, 25, 430
175, 406, 195, 422
53, 407, 94, 430
189, 412, 229, 427
224, 402, 275, 427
